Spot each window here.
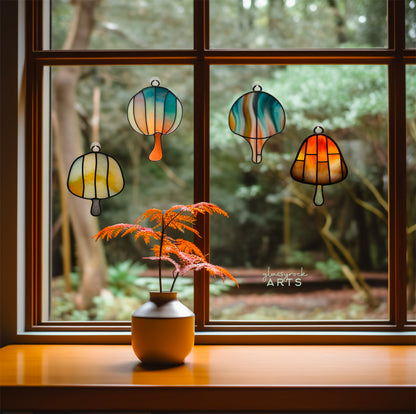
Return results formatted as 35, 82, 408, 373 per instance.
1, 0, 415, 344
209, 64, 389, 322
210, 0, 388, 49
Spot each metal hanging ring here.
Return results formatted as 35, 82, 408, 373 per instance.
313, 126, 324, 134
91, 142, 101, 152
150, 78, 161, 87
252, 84, 263, 92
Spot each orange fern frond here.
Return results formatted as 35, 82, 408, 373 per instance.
204, 264, 238, 286
154, 240, 204, 259
173, 239, 205, 258
133, 228, 161, 244
136, 208, 162, 221
165, 204, 190, 214
94, 223, 143, 241
143, 255, 181, 274
135, 208, 163, 226
163, 211, 195, 226
172, 251, 239, 287
150, 236, 176, 256
94, 223, 160, 245
95, 202, 237, 291
121, 226, 143, 237
169, 221, 199, 235
162, 208, 197, 234
179, 202, 229, 218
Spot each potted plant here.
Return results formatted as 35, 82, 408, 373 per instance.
95, 202, 238, 365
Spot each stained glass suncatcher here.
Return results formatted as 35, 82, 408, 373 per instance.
290, 126, 348, 206
127, 79, 183, 161
67, 143, 125, 216
229, 84, 285, 164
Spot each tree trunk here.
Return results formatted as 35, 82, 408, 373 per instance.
53, 0, 107, 310
327, 0, 347, 45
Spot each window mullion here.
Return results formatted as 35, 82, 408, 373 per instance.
193, 0, 210, 329
388, 0, 407, 327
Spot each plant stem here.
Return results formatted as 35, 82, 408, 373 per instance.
158, 211, 165, 292
170, 271, 179, 292
158, 207, 186, 293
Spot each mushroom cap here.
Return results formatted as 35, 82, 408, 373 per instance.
290, 130, 348, 186
127, 84, 183, 137
229, 89, 285, 139
67, 151, 124, 200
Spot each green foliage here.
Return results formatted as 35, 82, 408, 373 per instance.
51, 292, 90, 321
69, 271, 81, 291
51, 260, 147, 321
51, 262, 232, 321
51, 0, 74, 49
50, 0, 416, 319
52, 0, 193, 50
407, 66, 416, 118
315, 259, 344, 280
264, 65, 388, 132
285, 250, 315, 269
107, 260, 147, 297
210, 0, 388, 49
92, 293, 142, 321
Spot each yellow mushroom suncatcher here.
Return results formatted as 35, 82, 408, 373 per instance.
67, 143, 125, 216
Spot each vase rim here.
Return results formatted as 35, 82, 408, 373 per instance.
149, 291, 178, 299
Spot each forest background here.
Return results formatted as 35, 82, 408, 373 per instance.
49, 0, 416, 322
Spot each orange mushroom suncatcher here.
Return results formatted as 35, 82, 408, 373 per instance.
290, 126, 348, 206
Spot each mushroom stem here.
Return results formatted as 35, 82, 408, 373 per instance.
91, 198, 101, 216
313, 185, 324, 206
149, 132, 163, 161
247, 138, 263, 164
252, 152, 262, 164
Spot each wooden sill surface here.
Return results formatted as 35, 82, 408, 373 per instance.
0, 344, 415, 412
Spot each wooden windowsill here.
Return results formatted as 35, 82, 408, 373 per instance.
0, 344, 415, 412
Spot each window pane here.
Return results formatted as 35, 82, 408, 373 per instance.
50, 0, 193, 50
210, 0, 387, 49
407, 65, 416, 321
47, 65, 194, 321
210, 64, 389, 321
407, 0, 416, 48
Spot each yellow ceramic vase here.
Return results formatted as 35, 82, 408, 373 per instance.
131, 291, 195, 366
